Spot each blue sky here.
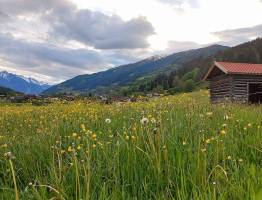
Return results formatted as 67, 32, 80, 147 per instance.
0, 0, 262, 83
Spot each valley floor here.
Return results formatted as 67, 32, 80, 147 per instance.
0, 90, 261, 199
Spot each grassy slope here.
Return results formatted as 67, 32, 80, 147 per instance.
0, 91, 262, 199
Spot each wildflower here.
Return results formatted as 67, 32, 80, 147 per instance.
227, 156, 232, 160
220, 130, 226, 135
109, 135, 113, 138
222, 124, 227, 127
105, 118, 111, 124
205, 139, 211, 144
248, 123, 251, 127
125, 135, 130, 140
206, 112, 213, 116
151, 118, 157, 124
131, 135, 136, 140
224, 115, 229, 120
140, 117, 149, 125
92, 144, 96, 148
201, 148, 206, 152
67, 146, 73, 152
77, 145, 81, 150
92, 134, 97, 139
81, 124, 86, 131
72, 133, 77, 137
238, 159, 243, 162
182, 141, 187, 146
4, 152, 15, 160
1, 143, 8, 148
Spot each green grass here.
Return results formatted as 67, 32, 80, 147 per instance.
0, 90, 261, 199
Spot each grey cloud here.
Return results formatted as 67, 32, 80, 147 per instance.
0, 0, 155, 81
0, 0, 155, 50
0, 33, 139, 81
0, 0, 154, 49
213, 24, 262, 46
49, 9, 155, 49
0, 0, 73, 16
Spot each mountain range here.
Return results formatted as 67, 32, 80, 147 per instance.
43, 44, 228, 95
1, 37, 262, 96
0, 71, 51, 95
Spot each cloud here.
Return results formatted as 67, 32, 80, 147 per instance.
49, 10, 155, 49
0, 0, 73, 16
0, 0, 155, 50
0, 0, 155, 82
0, 32, 143, 82
213, 24, 262, 46
164, 40, 201, 54
157, 0, 199, 7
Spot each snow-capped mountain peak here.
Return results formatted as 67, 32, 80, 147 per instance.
0, 71, 51, 94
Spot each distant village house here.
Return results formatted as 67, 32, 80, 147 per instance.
204, 61, 262, 103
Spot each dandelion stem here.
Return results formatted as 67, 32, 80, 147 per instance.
9, 159, 19, 200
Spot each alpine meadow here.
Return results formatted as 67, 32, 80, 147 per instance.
1, 0, 262, 199
0, 91, 262, 199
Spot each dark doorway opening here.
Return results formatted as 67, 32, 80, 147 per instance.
248, 83, 262, 104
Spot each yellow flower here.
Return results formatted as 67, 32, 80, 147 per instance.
77, 145, 81, 150
72, 133, 77, 137
220, 130, 226, 135
92, 144, 96, 148
131, 135, 136, 140
92, 134, 97, 139
67, 146, 73, 152
81, 124, 86, 131
125, 135, 130, 140
1, 143, 8, 148
205, 139, 211, 144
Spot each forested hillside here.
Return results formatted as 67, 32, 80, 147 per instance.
43, 45, 228, 95
0, 86, 22, 96
124, 38, 262, 96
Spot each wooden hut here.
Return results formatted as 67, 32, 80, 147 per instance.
204, 61, 262, 103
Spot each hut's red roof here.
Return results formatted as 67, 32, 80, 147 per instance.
215, 62, 262, 75
204, 61, 262, 80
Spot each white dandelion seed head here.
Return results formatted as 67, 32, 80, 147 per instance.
140, 117, 149, 125
105, 118, 111, 124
